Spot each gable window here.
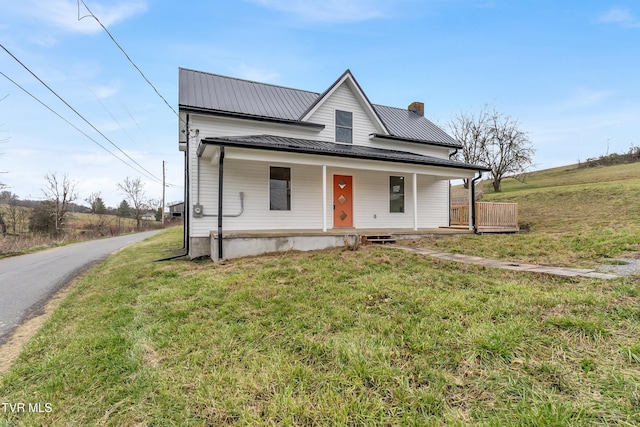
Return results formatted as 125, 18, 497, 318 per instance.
270, 166, 291, 210
335, 110, 353, 143
390, 176, 405, 213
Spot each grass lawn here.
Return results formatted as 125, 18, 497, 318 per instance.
1, 226, 639, 426
406, 162, 640, 268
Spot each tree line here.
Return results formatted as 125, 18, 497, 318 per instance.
0, 173, 167, 237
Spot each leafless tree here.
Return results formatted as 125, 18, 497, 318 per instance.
449, 105, 534, 192
448, 107, 492, 189
42, 172, 78, 235
118, 176, 150, 230
85, 191, 107, 214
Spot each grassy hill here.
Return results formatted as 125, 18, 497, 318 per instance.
413, 162, 640, 268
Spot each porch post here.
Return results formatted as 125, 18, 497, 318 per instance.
412, 173, 418, 231
468, 179, 474, 231
322, 165, 327, 232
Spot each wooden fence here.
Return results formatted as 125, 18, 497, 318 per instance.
450, 202, 518, 231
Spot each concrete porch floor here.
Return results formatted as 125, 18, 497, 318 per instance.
217, 227, 473, 239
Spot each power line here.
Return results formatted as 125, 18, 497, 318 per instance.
0, 70, 161, 183
78, 0, 182, 122
0, 42, 163, 184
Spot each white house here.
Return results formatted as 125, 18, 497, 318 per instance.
178, 68, 487, 260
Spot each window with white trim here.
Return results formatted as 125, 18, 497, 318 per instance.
390, 176, 405, 213
335, 110, 353, 143
270, 166, 291, 210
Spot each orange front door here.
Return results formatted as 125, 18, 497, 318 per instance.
333, 175, 353, 227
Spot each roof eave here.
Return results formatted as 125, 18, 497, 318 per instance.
179, 105, 326, 130
200, 136, 487, 172
369, 133, 463, 149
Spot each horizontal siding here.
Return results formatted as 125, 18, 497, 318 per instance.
343, 169, 415, 229
417, 176, 450, 228
190, 158, 323, 236
308, 83, 379, 144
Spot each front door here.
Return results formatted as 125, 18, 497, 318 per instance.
333, 175, 353, 227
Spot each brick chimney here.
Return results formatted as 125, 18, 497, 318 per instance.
408, 101, 424, 116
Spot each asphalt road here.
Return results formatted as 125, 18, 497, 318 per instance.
0, 230, 164, 345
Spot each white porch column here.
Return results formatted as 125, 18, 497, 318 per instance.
412, 173, 418, 231
468, 180, 474, 231
322, 165, 327, 232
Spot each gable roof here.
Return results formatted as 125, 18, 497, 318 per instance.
298, 69, 389, 135
179, 67, 461, 148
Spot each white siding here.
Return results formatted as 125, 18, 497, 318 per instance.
190, 158, 323, 236
185, 81, 457, 239
307, 83, 380, 144
417, 175, 450, 228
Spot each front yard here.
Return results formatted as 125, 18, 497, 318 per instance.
1, 226, 638, 426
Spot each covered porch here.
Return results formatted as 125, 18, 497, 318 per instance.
197, 135, 487, 260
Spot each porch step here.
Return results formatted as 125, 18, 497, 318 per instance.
363, 235, 397, 244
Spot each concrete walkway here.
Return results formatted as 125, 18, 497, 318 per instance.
392, 246, 621, 280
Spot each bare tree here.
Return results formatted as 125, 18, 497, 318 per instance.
449, 105, 534, 192
118, 176, 150, 230
85, 191, 107, 214
42, 172, 78, 235
485, 110, 535, 192
448, 107, 492, 189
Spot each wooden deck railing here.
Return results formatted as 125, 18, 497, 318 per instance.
450, 202, 518, 231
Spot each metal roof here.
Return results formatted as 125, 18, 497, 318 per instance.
199, 135, 487, 171
179, 68, 462, 148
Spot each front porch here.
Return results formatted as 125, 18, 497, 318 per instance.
210, 227, 472, 260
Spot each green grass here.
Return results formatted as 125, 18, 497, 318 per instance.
409, 162, 640, 268
1, 227, 639, 426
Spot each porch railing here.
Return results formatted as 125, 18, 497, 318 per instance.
450, 202, 519, 231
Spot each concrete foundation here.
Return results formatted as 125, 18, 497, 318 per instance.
189, 237, 212, 259
211, 233, 353, 261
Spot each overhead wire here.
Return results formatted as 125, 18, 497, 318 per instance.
0, 70, 163, 183
78, 0, 183, 124
0, 42, 163, 184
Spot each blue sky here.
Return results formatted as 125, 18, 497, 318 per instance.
1, 0, 639, 206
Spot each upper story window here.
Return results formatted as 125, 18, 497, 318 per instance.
335, 110, 353, 143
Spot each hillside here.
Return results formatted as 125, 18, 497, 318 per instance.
483, 162, 640, 232
415, 162, 640, 268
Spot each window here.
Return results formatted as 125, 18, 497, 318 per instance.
390, 176, 405, 213
335, 110, 353, 143
270, 166, 291, 210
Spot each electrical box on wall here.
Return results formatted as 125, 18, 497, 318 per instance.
193, 204, 203, 218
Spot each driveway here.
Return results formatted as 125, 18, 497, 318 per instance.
0, 230, 163, 345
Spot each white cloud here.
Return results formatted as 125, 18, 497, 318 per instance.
236, 63, 280, 83
248, 0, 387, 23
2, 0, 147, 35
564, 88, 616, 109
89, 82, 120, 100
598, 7, 640, 28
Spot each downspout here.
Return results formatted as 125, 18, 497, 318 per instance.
217, 144, 225, 260
157, 113, 190, 262
470, 171, 483, 234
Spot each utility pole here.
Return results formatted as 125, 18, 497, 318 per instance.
162, 160, 166, 225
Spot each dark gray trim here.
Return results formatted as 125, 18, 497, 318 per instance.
370, 133, 462, 149
217, 145, 225, 260
180, 106, 325, 130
